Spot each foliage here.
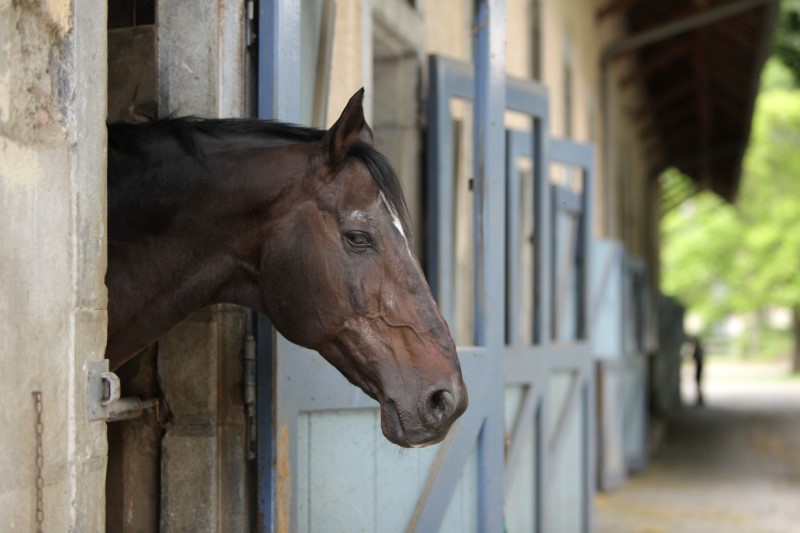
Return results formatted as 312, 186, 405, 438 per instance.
773, 0, 800, 87
661, 179, 737, 325
660, 59, 800, 330
730, 326, 793, 361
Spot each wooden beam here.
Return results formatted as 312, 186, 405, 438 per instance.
643, 139, 666, 165
709, 79, 750, 124
626, 79, 694, 120
603, 0, 778, 61
620, 39, 694, 88
658, 122, 709, 154
636, 121, 659, 142
710, 18, 756, 50
665, 142, 748, 171
596, 0, 643, 21
693, 28, 712, 185
637, 103, 697, 143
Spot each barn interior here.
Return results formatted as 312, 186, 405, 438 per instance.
101, 0, 781, 530
607, 0, 777, 206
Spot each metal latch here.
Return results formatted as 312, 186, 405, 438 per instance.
88, 360, 158, 422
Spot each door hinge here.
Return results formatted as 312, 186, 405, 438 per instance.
87, 360, 158, 422
243, 331, 257, 460
246, 0, 258, 48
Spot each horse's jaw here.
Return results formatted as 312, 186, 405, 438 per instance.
310, 333, 468, 448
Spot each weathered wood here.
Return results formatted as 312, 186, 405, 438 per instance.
620, 39, 694, 89
693, 28, 712, 183
625, 80, 694, 121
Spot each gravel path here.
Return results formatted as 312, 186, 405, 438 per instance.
594, 361, 800, 533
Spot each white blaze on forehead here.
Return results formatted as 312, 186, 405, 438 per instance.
379, 191, 409, 245
346, 210, 369, 221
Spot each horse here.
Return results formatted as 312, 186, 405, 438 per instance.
106, 89, 467, 447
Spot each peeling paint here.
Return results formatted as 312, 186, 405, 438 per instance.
0, 0, 69, 145
43, 0, 72, 34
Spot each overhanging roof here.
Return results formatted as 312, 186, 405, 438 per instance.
600, 0, 779, 202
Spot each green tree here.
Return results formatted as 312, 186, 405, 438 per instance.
773, 0, 800, 86
661, 59, 800, 371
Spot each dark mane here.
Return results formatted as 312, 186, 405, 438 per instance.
108, 117, 411, 237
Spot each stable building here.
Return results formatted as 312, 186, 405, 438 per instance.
0, 0, 776, 531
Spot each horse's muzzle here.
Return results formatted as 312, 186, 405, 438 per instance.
380, 379, 468, 448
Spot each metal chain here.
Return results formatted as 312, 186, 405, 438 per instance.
32, 391, 44, 533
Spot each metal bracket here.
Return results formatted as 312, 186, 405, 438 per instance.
88, 360, 158, 422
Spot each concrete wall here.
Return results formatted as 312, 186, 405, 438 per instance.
0, 0, 108, 530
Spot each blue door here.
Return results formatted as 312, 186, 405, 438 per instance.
427, 53, 597, 532
255, 1, 597, 531
255, 2, 508, 532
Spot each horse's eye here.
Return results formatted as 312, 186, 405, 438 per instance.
345, 231, 372, 251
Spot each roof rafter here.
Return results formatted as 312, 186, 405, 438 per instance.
621, 39, 695, 88
596, 0, 644, 21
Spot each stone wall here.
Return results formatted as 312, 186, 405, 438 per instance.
0, 0, 108, 530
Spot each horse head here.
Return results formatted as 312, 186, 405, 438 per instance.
260, 90, 467, 447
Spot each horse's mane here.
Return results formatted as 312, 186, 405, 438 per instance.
108, 117, 411, 237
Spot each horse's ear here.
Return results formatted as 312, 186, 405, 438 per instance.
359, 121, 374, 146
323, 88, 372, 167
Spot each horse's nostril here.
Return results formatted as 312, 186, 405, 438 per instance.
427, 389, 454, 422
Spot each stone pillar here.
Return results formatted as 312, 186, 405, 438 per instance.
0, 0, 108, 530
155, 1, 252, 530
159, 308, 251, 531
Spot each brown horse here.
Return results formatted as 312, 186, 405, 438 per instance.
106, 90, 466, 447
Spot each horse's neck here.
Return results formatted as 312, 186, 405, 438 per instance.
106, 232, 239, 368
106, 145, 298, 368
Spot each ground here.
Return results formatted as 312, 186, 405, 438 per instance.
594, 359, 800, 533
